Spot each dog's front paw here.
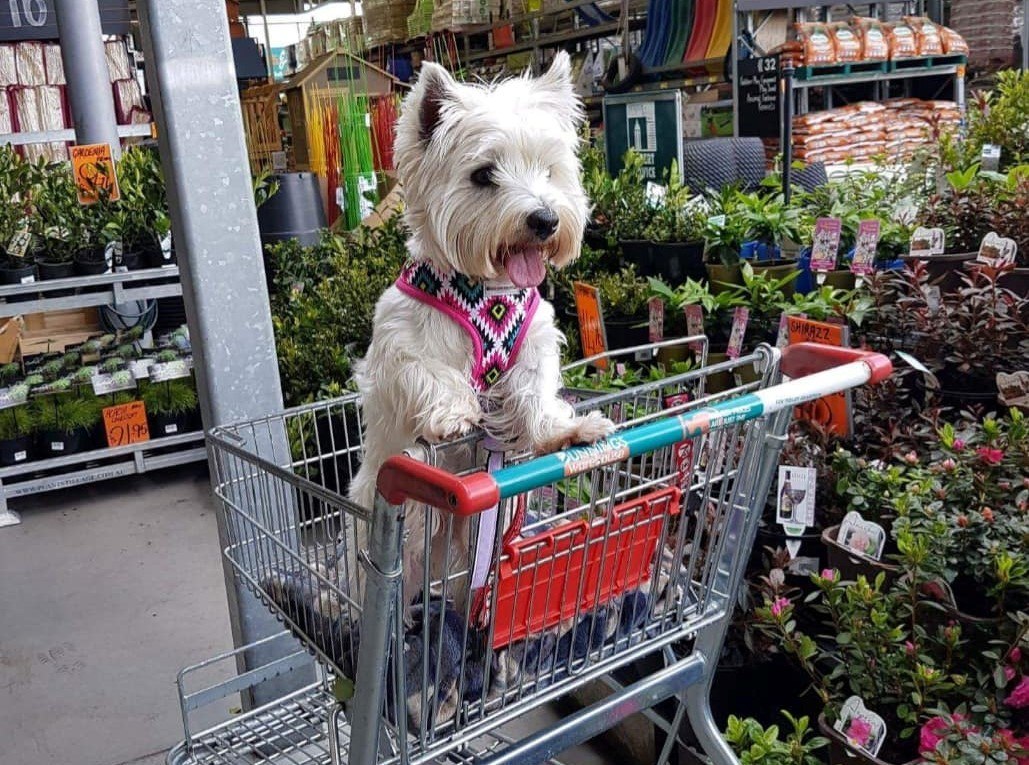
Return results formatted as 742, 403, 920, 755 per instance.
422, 404, 482, 443
534, 411, 616, 454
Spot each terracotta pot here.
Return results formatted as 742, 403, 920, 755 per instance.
818, 714, 919, 765
823, 525, 900, 586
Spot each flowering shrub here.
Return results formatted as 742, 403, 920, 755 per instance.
918, 712, 1029, 764
724, 712, 828, 765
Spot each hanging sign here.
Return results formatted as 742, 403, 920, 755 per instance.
787, 316, 852, 437
0, 0, 130, 42
603, 90, 684, 181
573, 282, 608, 370
71, 144, 120, 205
103, 401, 150, 448
737, 55, 781, 138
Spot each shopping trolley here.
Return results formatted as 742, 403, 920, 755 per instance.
168, 339, 890, 765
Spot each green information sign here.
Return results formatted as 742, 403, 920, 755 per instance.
603, 91, 684, 181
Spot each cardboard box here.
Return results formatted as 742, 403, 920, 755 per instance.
19, 308, 101, 359
0, 317, 24, 364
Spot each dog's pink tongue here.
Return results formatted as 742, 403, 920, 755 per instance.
504, 246, 547, 288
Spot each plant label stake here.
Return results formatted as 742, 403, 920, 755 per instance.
7, 224, 30, 260
835, 696, 887, 758
573, 282, 608, 370
777, 465, 815, 538
909, 226, 945, 258
810, 217, 842, 285
684, 305, 703, 351
836, 511, 886, 561
726, 307, 749, 360
149, 358, 193, 382
977, 232, 1018, 267
647, 297, 664, 343
103, 401, 150, 448
850, 220, 880, 278
70, 143, 120, 205
980, 143, 1002, 173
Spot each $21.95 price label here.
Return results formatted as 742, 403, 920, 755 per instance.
103, 401, 150, 448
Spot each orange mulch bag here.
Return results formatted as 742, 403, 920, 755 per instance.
940, 26, 969, 55
831, 22, 863, 62
905, 16, 944, 56
851, 16, 889, 60
794, 22, 837, 65
886, 21, 919, 59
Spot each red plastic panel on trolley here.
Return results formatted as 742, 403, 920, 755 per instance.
491, 487, 682, 650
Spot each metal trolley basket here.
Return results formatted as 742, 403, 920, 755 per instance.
169, 339, 890, 765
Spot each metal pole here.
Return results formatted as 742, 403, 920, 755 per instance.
1023, 0, 1028, 71
260, 0, 275, 81
136, 0, 313, 704
782, 65, 794, 205
54, 0, 122, 157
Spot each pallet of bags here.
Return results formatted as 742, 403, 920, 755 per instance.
105, 39, 133, 82
113, 78, 148, 124
0, 45, 16, 87
15, 41, 46, 86
0, 89, 12, 134
362, 0, 416, 47
12, 85, 67, 162
43, 43, 65, 85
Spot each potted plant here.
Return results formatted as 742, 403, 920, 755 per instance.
722, 262, 800, 347
0, 382, 36, 466
33, 386, 100, 458
609, 151, 655, 272
111, 147, 173, 269
642, 163, 707, 283
736, 191, 802, 288
0, 147, 38, 289
722, 712, 829, 765
142, 376, 198, 438
29, 158, 88, 282
703, 186, 749, 292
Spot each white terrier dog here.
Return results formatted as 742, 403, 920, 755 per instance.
347, 52, 614, 611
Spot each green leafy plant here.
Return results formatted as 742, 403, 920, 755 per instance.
33, 393, 99, 434
607, 151, 655, 242
642, 162, 706, 243
0, 404, 36, 441
724, 712, 829, 765
141, 378, 198, 417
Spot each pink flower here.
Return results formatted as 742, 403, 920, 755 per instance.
977, 447, 1005, 465
920, 715, 971, 755
1005, 665, 1017, 682
1005, 676, 1029, 708
1010, 647, 1023, 664
820, 568, 838, 582
940, 458, 957, 472
903, 451, 919, 465
846, 717, 873, 747
769, 597, 791, 617
952, 438, 966, 451
905, 640, 917, 655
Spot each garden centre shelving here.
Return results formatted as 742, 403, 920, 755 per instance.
730, 1, 964, 137
0, 266, 207, 530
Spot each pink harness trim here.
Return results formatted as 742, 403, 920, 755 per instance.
395, 260, 540, 393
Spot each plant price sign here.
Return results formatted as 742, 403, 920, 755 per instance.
103, 401, 150, 448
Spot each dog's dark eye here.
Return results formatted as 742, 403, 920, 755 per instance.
470, 166, 496, 187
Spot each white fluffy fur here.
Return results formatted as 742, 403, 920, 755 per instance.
348, 53, 615, 612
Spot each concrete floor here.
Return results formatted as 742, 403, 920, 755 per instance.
0, 466, 617, 765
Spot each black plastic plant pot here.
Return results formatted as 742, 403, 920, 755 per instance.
0, 434, 33, 466
142, 245, 175, 269
650, 241, 706, 283
116, 249, 144, 271
73, 248, 109, 276
40, 426, 91, 458
36, 258, 76, 281
148, 410, 193, 438
0, 260, 39, 303
618, 239, 652, 273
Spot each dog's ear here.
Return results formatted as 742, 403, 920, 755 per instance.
531, 51, 583, 131
414, 62, 459, 142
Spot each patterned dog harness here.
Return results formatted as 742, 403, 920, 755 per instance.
395, 259, 540, 392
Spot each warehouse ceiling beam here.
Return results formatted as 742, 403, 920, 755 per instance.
136, 0, 313, 705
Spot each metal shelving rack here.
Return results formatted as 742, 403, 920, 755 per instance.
731, 1, 965, 136
0, 268, 207, 529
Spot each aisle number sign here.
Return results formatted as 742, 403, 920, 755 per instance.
71, 143, 120, 205
573, 282, 608, 370
103, 401, 150, 448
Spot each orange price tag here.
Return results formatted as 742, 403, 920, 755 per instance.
787, 316, 851, 437
103, 401, 150, 448
71, 143, 120, 205
573, 281, 608, 370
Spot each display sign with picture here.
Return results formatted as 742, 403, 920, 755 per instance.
909, 226, 945, 258
834, 696, 887, 758
977, 232, 1018, 266
836, 511, 886, 561
850, 220, 881, 276
810, 217, 842, 272
777, 465, 816, 535
149, 358, 193, 383
71, 143, 120, 205
726, 307, 749, 360
648, 297, 664, 343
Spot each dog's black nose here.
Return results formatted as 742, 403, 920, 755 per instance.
527, 208, 559, 240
